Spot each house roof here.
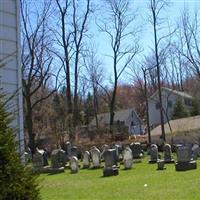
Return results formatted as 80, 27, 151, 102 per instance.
149, 87, 193, 100
89, 108, 142, 126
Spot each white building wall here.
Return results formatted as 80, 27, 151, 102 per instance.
148, 90, 178, 126
0, 0, 24, 154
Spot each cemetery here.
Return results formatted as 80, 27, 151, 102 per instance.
24, 141, 200, 200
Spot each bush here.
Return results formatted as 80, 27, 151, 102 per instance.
0, 101, 40, 200
172, 98, 190, 120
191, 98, 200, 116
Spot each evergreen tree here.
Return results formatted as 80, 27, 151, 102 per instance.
172, 98, 190, 120
0, 100, 40, 200
191, 98, 200, 116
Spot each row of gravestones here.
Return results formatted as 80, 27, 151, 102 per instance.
149, 143, 199, 171
32, 142, 144, 176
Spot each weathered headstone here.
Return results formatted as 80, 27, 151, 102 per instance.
157, 159, 165, 170
101, 144, 109, 161
175, 146, 197, 171
33, 148, 50, 173
90, 147, 101, 169
113, 144, 123, 161
192, 144, 200, 160
63, 141, 71, 161
163, 144, 174, 163
70, 156, 79, 173
71, 146, 78, 158
130, 142, 144, 159
149, 144, 158, 163
51, 149, 66, 168
83, 151, 90, 169
103, 149, 119, 177
123, 146, 133, 169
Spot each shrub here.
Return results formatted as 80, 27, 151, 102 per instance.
191, 98, 200, 116
0, 101, 40, 200
172, 98, 189, 120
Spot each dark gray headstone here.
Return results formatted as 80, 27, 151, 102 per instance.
163, 144, 174, 163
51, 149, 66, 168
104, 149, 118, 168
63, 141, 71, 161
71, 146, 78, 158
130, 142, 144, 159
175, 145, 197, 171
149, 144, 158, 163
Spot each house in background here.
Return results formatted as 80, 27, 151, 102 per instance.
90, 108, 144, 135
0, 0, 24, 154
148, 87, 193, 126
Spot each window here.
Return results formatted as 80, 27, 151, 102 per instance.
131, 121, 134, 126
184, 98, 192, 106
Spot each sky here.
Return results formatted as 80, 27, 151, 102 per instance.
95, 0, 200, 84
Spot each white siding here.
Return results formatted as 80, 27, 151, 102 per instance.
0, 0, 24, 154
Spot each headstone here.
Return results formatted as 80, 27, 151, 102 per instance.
63, 141, 71, 161
163, 144, 174, 163
103, 149, 119, 177
123, 146, 133, 169
90, 147, 101, 169
33, 148, 50, 173
192, 144, 200, 160
130, 142, 144, 159
70, 156, 79, 173
113, 144, 123, 161
175, 146, 197, 171
71, 146, 78, 158
149, 144, 158, 163
157, 159, 165, 170
51, 149, 66, 168
83, 151, 90, 169
101, 144, 109, 161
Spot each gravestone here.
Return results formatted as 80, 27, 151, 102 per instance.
123, 146, 133, 169
149, 144, 158, 163
33, 148, 50, 173
101, 144, 109, 161
113, 144, 123, 162
63, 141, 71, 161
192, 144, 200, 160
175, 146, 197, 171
130, 142, 144, 159
157, 159, 165, 170
90, 147, 101, 169
163, 144, 174, 163
83, 151, 90, 169
51, 149, 66, 168
70, 156, 79, 173
71, 146, 78, 158
49, 149, 65, 173
103, 149, 119, 177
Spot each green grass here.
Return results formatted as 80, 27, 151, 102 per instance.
40, 156, 200, 200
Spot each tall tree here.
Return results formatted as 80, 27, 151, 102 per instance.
97, 0, 139, 136
21, 0, 58, 154
55, 0, 92, 131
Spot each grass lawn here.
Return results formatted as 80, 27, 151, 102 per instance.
40, 156, 200, 200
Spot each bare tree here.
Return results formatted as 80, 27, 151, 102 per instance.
148, 0, 171, 142
55, 0, 92, 131
178, 9, 200, 78
83, 46, 103, 127
21, 0, 58, 154
97, 0, 139, 136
